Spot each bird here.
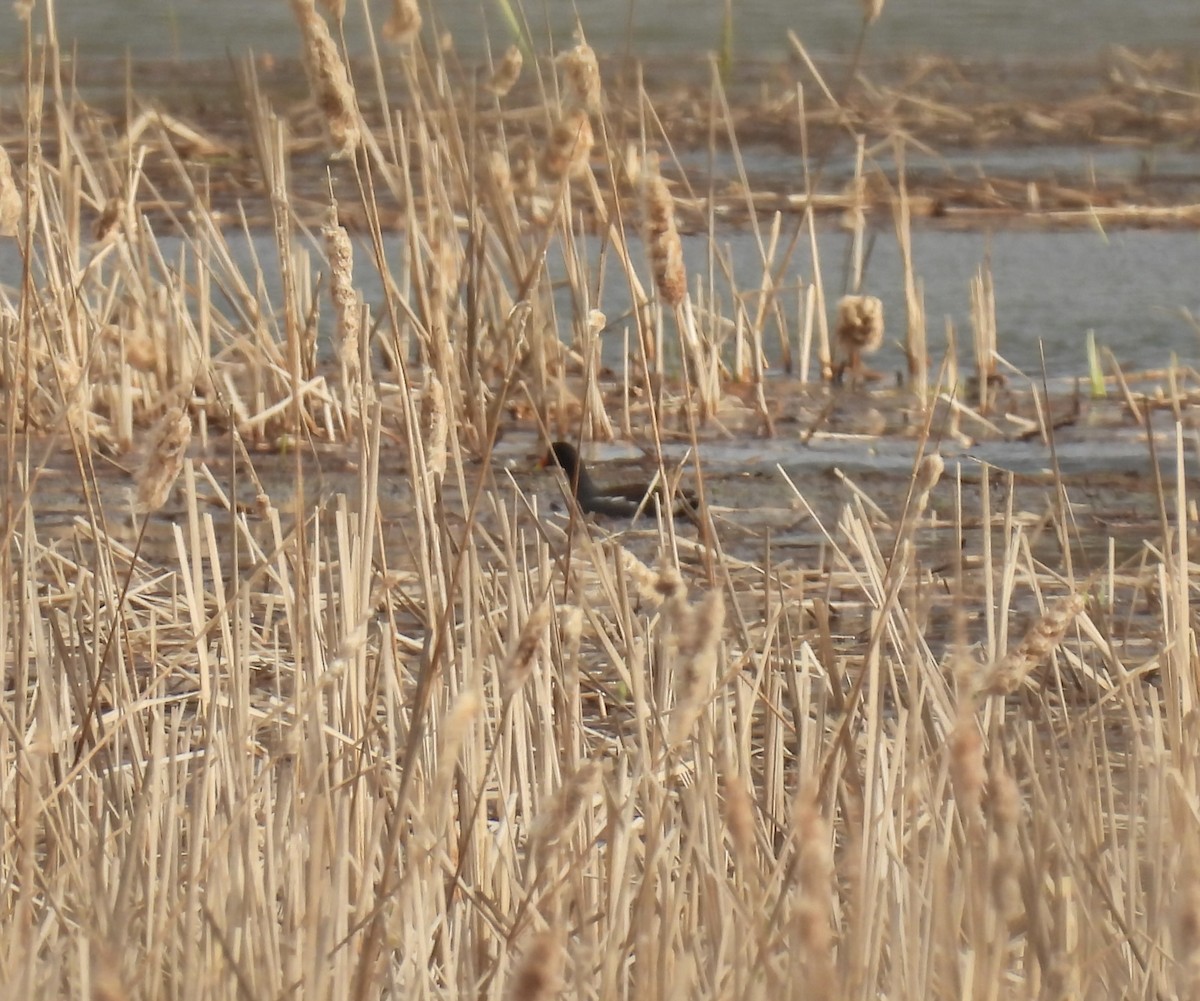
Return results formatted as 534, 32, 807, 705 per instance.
834, 294, 884, 384
539, 441, 697, 519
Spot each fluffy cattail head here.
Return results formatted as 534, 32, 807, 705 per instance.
291, 0, 361, 156
501, 597, 552, 695
835, 294, 885, 357
383, 0, 422, 44
541, 107, 593, 182
0, 145, 20, 238
136, 405, 192, 513
506, 929, 564, 1001
558, 41, 600, 111
644, 162, 686, 308
981, 592, 1085, 696
668, 590, 725, 745
487, 45, 523, 97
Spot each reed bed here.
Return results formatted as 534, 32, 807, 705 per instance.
2, 4, 1200, 998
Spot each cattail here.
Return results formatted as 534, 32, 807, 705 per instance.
987, 754, 1022, 924
948, 710, 985, 829
13, 0, 33, 22
431, 690, 480, 815
383, 0, 422, 44
558, 41, 600, 111
790, 786, 835, 996
506, 929, 564, 1001
0, 144, 20, 238
291, 0, 361, 156
980, 592, 1085, 696
668, 590, 724, 745
530, 759, 602, 854
487, 45, 523, 97
136, 405, 192, 513
501, 597, 552, 695
834, 294, 884, 380
421, 372, 447, 479
93, 196, 124, 244
324, 210, 360, 387
541, 107, 593, 182
644, 163, 686, 308
484, 149, 513, 205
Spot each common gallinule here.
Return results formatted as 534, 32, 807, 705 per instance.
540, 441, 697, 518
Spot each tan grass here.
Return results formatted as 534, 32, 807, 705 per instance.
2, 7, 1198, 999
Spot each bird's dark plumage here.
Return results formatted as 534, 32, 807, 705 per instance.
540, 441, 696, 518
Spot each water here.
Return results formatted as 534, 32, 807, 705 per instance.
3, 0, 1198, 63
3, 226, 1194, 378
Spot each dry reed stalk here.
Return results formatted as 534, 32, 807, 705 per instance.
558, 41, 601, 111
318, 0, 344, 20
12, 0, 32, 21
506, 929, 565, 1001
487, 45, 523, 97
383, 0, 422, 45
501, 597, 552, 695
668, 589, 725, 746
722, 769, 756, 864
136, 405, 192, 512
291, 0, 361, 156
862, 0, 886, 24
541, 107, 593, 183
643, 163, 686, 309
0, 145, 21, 237
980, 592, 1085, 696
834, 294, 884, 381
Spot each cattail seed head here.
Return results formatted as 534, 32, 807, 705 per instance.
644, 163, 686, 308
948, 711, 986, 828
669, 590, 724, 745
0, 145, 20, 238
383, 0, 422, 44
501, 597, 552, 695
487, 45, 523, 97
421, 372, 447, 479
558, 41, 600, 111
541, 107, 593, 182
981, 592, 1085, 696
291, 0, 361, 156
506, 929, 564, 1001
835, 294, 885, 360
137, 405, 192, 513
324, 212, 360, 384
530, 759, 602, 853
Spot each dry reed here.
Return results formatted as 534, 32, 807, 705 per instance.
2, 8, 1198, 999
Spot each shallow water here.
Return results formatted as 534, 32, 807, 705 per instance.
3, 0, 1199, 62
4, 225, 1194, 379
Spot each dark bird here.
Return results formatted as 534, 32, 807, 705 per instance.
540, 441, 697, 519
